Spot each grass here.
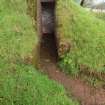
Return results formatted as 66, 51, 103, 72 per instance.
0, 0, 79, 105
81, 74, 105, 88
93, 12, 105, 21
0, 63, 79, 105
0, 0, 38, 64
56, 0, 105, 75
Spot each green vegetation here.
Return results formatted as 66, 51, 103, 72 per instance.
0, 63, 79, 105
0, 0, 79, 105
81, 74, 105, 88
56, 0, 105, 75
0, 0, 38, 64
27, 0, 37, 21
93, 12, 105, 21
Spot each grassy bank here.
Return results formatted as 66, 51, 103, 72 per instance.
0, 63, 79, 105
0, 0, 79, 105
93, 12, 105, 21
0, 0, 38, 64
56, 0, 105, 75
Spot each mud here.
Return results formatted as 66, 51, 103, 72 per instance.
40, 60, 105, 105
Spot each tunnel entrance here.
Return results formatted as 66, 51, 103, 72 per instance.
39, 0, 58, 62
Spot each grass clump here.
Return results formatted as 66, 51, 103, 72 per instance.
56, 0, 105, 74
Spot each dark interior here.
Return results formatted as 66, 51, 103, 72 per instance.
40, 1, 58, 62
41, 2, 55, 34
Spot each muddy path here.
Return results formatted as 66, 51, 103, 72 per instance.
40, 62, 105, 105
39, 35, 105, 105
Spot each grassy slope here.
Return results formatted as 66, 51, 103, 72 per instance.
0, 0, 79, 105
0, 63, 79, 105
93, 12, 105, 21
56, 0, 105, 74
0, 0, 38, 63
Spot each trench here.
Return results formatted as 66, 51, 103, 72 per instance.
40, 1, 58, 62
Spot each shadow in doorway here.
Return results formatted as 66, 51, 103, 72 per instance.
40, 1, 58, 63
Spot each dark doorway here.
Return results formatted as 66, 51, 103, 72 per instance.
41, 2, 55, 34
40, 1, 58, 62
